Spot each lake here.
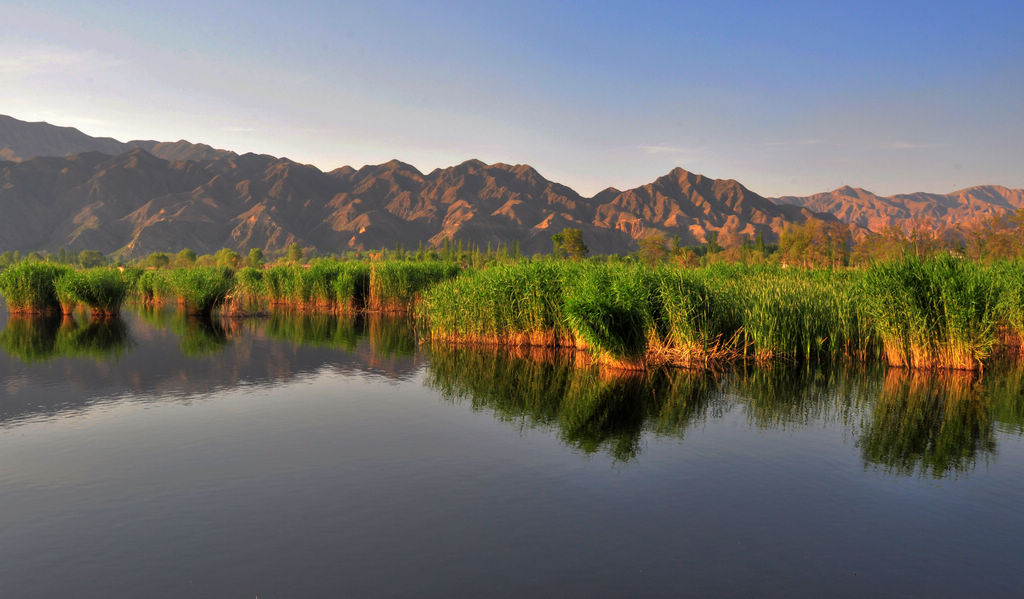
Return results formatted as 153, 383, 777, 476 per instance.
2, 305, 1024, 597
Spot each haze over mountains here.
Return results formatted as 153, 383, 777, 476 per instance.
1, 115, 1019, 258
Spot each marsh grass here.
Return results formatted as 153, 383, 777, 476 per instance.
169, 267, 235, 315
333, 262, 371, 313
54, 268, 129, 317
562, 264, 656, 367
224, 267, 266, 315
0, 262, 72, 314
862, 256, 1000, 369
368, 261, 461, 312
421, 262, 878, 369
135, 270, 175, 304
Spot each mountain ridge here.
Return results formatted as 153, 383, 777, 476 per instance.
1, 114, 1020, 257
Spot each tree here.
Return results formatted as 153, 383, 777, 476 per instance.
146, 252, 171, 269
705, 231, 722, 254
175, 248, 197, 267
195, 254, 216, 267
637, 233, 670, 265
248, 248, 265, 269
287, 242, 304, 264
77, 250, 107, 268
779, 219, 852, 268
551, 228, 589, 260
215, 247, 241, 268
673, 247, 700, 267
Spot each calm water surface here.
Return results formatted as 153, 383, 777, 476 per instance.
2, 304, 1024, 598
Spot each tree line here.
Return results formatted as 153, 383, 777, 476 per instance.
3, 211, 1022, 271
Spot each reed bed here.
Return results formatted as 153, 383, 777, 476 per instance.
235, 261, 371, 313
134, 270, 175, 304
223, 266, 266, 315
4, 254, 1024, 371
420, 262, 881, 369
367, 261, 461, 313
54, 268, 130, 317
0, 262, 73, 314
861, 255, 1001, 370
168, 267, 235, 316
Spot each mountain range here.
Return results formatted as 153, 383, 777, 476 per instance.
1, 115, 1019, 258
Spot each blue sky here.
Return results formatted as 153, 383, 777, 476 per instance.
2, 0, 1022, 196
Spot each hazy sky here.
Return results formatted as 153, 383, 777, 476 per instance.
2, 0, 1022, 196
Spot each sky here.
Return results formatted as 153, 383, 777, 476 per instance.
2, 0, 1022, 197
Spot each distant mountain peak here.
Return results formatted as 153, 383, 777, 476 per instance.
2, 113, 1021, 257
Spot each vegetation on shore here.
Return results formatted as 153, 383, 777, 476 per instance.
5, 241, 1024, 371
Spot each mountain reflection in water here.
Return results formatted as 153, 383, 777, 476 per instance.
1, 306, 1023, 477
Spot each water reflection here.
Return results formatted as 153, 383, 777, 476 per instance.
0, 314, 130, 363
265, 312, 363, 351
857, 371, 996, 477
426, 346, 724, 461
137, 307, 231, 357
426, 345, 1024, 475
2, 306, 1024, 478
0, 308, 423, 426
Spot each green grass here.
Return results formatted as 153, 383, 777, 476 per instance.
54, 268, 130, 316
861, 255, 1000, 369
562, 264, 656, 365
0, 262, 73, 313
169, 267, 235, 315
333, 262, 371, 313
134, 269, 174, 304
420, 261, 878, 368
225, 266, 266, 315
368, 261, 461, 312
1, 255, 1015, 371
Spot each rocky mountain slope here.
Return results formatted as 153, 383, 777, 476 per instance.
774, 185, 1024, 233
0, 147, 822, 257
1, 114, 1020, 257
0, 114, 236, 163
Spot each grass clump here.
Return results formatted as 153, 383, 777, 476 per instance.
368, 261, 461, 312
419, 261, 573, 346
861, 255, 1000, 370
333, 262, 371, 313
54, 268, 129, 317
562, 264, 656, 367
0, 262, 72, 314
224, 267, 266, 315
656, 268, 743, 364
169, 267, 235, 315
135, 269, 174, 304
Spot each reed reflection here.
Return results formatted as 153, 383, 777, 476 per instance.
426, 346, 1024, 474
264, 312, 363, 351
0, 314, 130, 362
426, 346, 723, 461
857, 370, 997, 477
